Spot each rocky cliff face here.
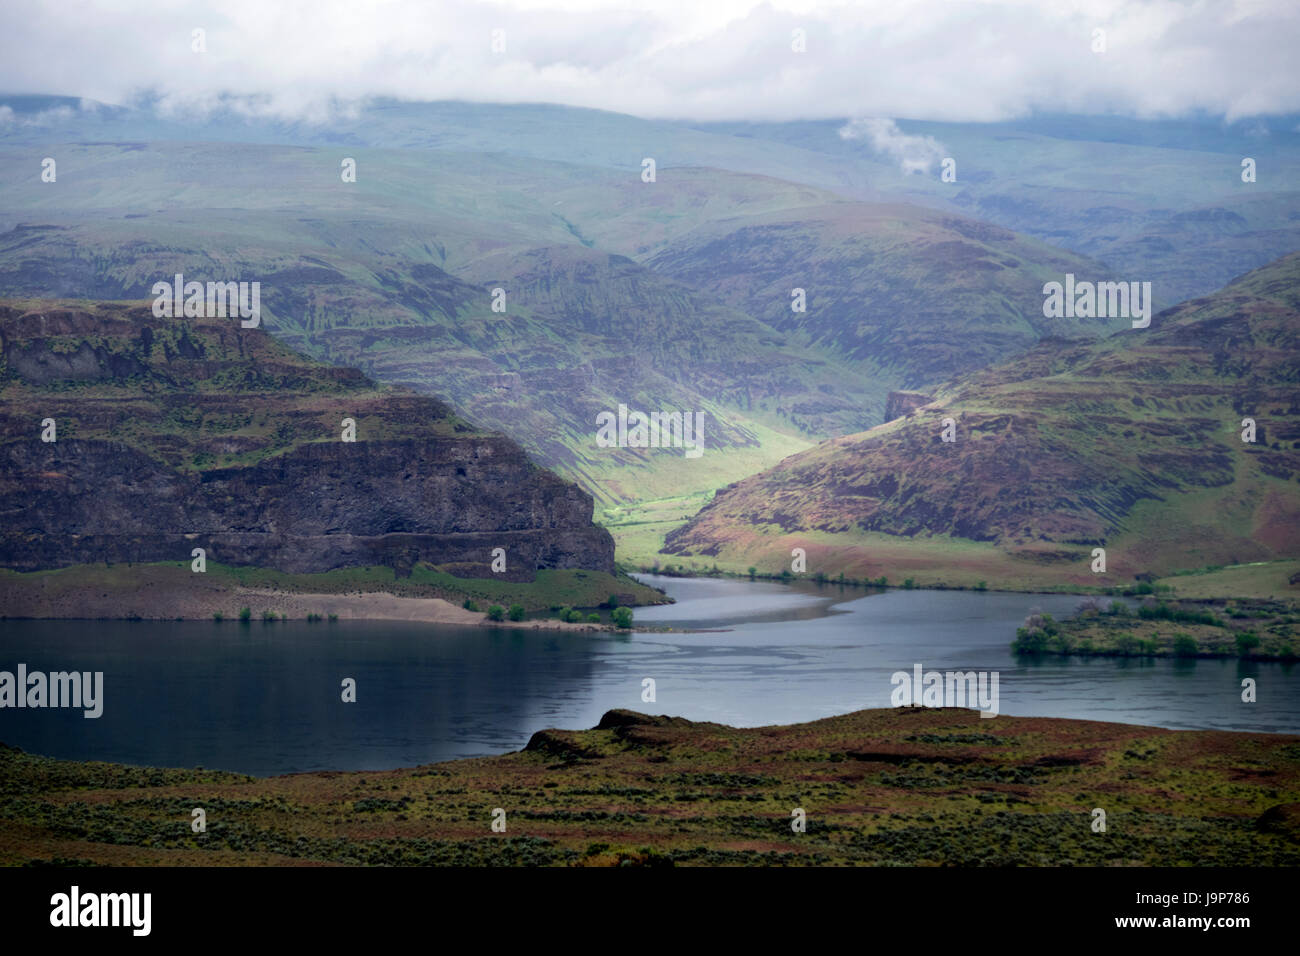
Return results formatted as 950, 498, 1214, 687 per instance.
0, 302, 614, 577
663, 254, 1300, 582
883, 390, 935, 423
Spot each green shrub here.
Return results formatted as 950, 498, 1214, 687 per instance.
1114, 633, 1140, 655
1048, 633, 1072, 654
462, 598, 480, 612
903, 578, 915, 590
586, 613, 601, 624
611, 606, 634, 629
1012, 627, 1049, 654
261, 609, 277, 622
328, 613, 338, 622
1236, 631, 1261, 658
238, 606, 251, 622
507, 604, 525, 622
486, 605, 505, 622
212, 611, 224, 622
1172, 634, 1198, 657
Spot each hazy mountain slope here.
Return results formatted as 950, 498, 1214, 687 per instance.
663, 254, 1300, 588
694, 114, 1300, 306
0, 141, 1111, 502
0, 96, 883, 200
5, 96, 1296, 307
644, 200, 1123, 397
1076, 193, 1300, 304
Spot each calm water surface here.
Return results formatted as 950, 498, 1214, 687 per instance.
1, 575, 1294, 775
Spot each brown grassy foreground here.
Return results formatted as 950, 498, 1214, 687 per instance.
3, 708, 1298, 867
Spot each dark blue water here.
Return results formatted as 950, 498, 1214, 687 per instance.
1, 575, 1294, 775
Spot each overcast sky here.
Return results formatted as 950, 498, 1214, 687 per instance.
0, 0, 1296, 124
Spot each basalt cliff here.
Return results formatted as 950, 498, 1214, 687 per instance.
0, 301, 615, 580
662, 254, 1300, 588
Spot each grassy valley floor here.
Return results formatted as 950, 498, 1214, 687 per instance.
604, 503, 1300, 605
2, 708, 1298, 867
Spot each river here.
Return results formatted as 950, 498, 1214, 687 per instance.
0, 574, 1294, 775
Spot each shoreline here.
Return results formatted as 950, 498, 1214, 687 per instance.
631, 559, 1300, 603
10, 703, 1300, 780
0, 585, 608, 631
8, 702, 1300, 783
634, 568, 1133, 600
0, 561, 663, 627
234, 589, 608, 631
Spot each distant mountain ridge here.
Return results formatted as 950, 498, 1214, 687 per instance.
0, 140, 1117, 505
4, 95, 1294, 305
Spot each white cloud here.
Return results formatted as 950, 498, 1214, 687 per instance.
838, 118, 946, 174
0, 103, 76, 127
0, 0, 1295, 124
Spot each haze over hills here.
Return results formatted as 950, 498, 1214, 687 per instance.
663, 253, 1300, 589
644, 200, 1117, 390
1, 96, 1297, 519
5, 95, 1296, 304
695, 114, 1300, 306
0, 121, 1125, 506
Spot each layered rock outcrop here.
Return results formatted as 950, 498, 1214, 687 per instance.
0, 302, 614, 578
883, 390, 935, 423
